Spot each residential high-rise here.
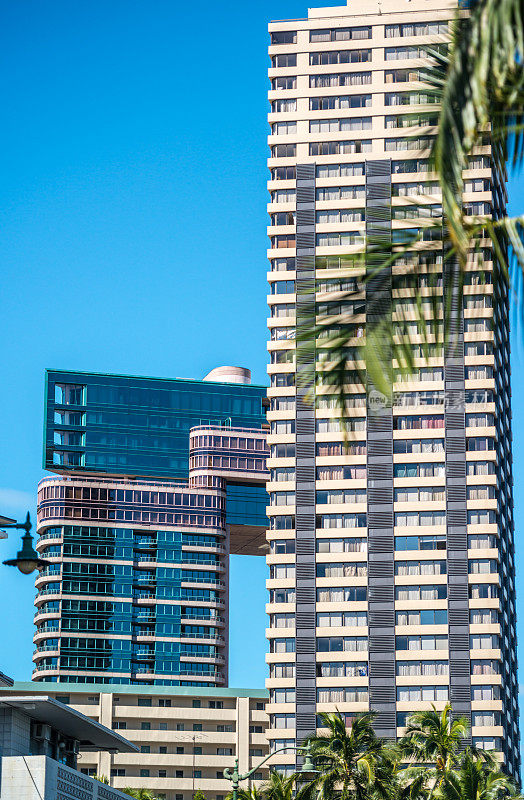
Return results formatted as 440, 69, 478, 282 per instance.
266, 0, 518, 777
34, 368, 269, 686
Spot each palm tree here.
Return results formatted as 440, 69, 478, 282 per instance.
226, 786, 265, 800
301, 711, 398, 800
121, 789, 160, 800
261, 770, 298, 800
93, 775, 110, 785
435, 749, 521, 800
399, 704, 469, 777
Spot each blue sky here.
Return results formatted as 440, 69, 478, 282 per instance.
1, 0, 524, 708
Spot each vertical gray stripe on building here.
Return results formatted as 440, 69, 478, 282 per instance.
365, 159, 396, 739
294, 163, 317, 750
444, 260, 471, 739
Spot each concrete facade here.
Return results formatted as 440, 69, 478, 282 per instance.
6, 683, 269, 800
266, 0, 518, 777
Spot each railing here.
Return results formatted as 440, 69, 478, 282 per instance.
182, 577, 225, 586
183, 540, 225, 550
181, 613, 225, 623
37, 568, 62, 579
38, 474, 188, 489
37, 531, 63, 541
190, 425, 267, 435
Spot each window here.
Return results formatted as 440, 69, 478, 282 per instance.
193, 723, 203, 731
271, 714, 296, 729
317, 636, 367, 652
158, 770, 167, 778
270, 637, 295, 653
111, 769, 126, 777
316, 661, 368, 677
385, 21, 448, 37
317, 611, 367, 627
271, 99, 297, 113
396, 609, 448, 625
271, 53, 297, 67
310, 72, 371, 88
395, 560, 446, 576
192, 699, 201, 708
316, 561, 367, 578
255, 702, 264, 710
396, 635, 447, 651
140, 746, 151, 754
250, 725, 264, 734
175, 771, 184, 778
159, 746, 167, 754
209, 700, 223, 709
54, 384, 85, 405
317, 687, 368, 702
176, 723, 185, 731
271, 143, 296, 157
397, 685, 448, 701
396, 660, 448, 676
217, 748, 234, 756
396, 585, 446, 601
140, 770, 150, 778
113, 721, 127, 730
270, 539, 295, 554
310, 26, 371, 41
141, 722, 151, 730
158, 698, 171, 707
138, 697, 152, 707
311, 141, 371, 156
310, 49, 371, 65
310, 94, 371, 110
271, 31, 297, 44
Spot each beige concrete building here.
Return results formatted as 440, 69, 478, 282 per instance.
5, 683, 269, 800
266, 0, 518, 777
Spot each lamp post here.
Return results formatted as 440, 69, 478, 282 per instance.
2, 512, 49, 574
223, 741, 318, 800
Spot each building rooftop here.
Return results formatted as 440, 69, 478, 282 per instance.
10, 682, 269, 699
0, 695, 138, 752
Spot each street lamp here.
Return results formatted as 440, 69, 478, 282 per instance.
223, 741, 319, 800
2, 512, 49, 575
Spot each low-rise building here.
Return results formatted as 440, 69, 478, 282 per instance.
0, 692, 137, 800
6, 683, 270, 800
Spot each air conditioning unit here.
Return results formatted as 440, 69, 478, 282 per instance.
33, 723, 52, 741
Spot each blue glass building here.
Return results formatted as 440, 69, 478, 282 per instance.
34, 368, 268, 686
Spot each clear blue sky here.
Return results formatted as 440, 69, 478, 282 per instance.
1, 0, 523, 711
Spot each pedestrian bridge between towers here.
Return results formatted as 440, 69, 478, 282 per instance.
189, 424, 270, 557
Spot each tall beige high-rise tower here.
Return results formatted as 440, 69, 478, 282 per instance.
266, 0, 519, 777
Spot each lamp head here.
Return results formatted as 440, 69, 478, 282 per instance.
3, 514, 49, 575
297, 742, 319, 780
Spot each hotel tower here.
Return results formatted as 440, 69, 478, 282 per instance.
266, 0, 519, 776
